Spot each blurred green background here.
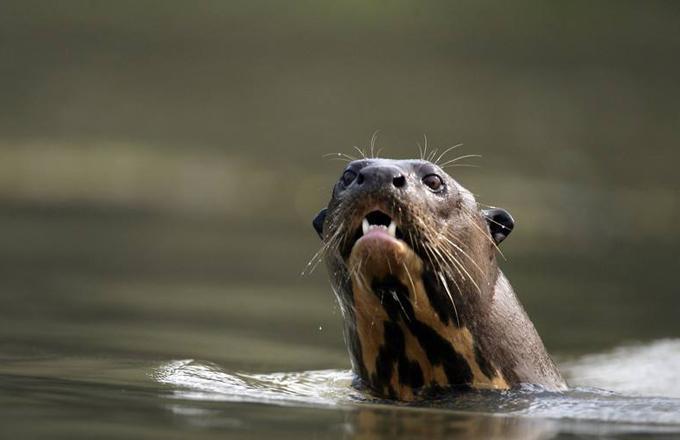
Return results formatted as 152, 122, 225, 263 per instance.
0, 1, 678, 375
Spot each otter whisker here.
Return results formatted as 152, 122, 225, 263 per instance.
421, 242, 439, 271
475, 201, 500, 210
390, 289, 411, 322
304, 240, 335, 275
354, 258, 372, 297
347, 255, 362, 281
303, 222, 347, 275
440, 239, 482, 289
423, 223, 480, 295
351, 259, 362, 286
433, 143, 464, 165
351, 259, 373, 301
302, 251, 323, 275
401, 261, 418, 307
420, 238, 438, 266
417, 134, 430, 161
441, 164, 480, 169
439, 154, 482, 168
461, 209, 507, 260
425, 241, 464, 291
440, 234, 486, 276
428, 148, 439, 163
323, 152, 358, 162
458, 206, 505, 256
429, 239, 480, 295
438, 271, 461, 327
327, 157, 353, 163
444, 249, 482, 295
369, 130, 381, 158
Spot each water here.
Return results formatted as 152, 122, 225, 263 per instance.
3, 343, 680, 439
154, 347, 680, 424
153, 342, 680, 436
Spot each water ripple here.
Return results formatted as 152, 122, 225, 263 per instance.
155, 340, 680, 428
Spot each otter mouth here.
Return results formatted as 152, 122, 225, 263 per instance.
345, 208, 424, 298
348, 210, 407, 252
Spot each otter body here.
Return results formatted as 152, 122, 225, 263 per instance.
313, 158, 565, 400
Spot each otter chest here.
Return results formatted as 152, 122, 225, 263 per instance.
348, 257, 508, 400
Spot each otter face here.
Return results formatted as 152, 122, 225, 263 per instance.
313, 159, 513, 278
312, 158, 516, 399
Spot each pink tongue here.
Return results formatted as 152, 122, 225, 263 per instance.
363, 227, 390, 238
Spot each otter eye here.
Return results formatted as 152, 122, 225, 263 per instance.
341, 170, 357, 186
422, 174, 443, 191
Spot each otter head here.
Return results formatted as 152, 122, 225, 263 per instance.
313, 158, 515, 400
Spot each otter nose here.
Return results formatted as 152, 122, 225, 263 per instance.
356, 165, 406, 189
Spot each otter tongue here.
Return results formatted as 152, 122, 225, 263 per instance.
362, 218, 397, 237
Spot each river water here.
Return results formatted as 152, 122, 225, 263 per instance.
4, 328, 680, 439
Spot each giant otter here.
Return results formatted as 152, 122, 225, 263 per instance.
312, 158, 566, 400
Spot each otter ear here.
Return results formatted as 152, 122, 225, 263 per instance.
482, 208, 514, 245
312, 208, 327, 239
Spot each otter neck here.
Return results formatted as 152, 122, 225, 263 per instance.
342, 256, 509, 400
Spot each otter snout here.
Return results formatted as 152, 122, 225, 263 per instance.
355, 164, 407, 190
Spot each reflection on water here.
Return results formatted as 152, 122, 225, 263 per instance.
344, 409, 560, 440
